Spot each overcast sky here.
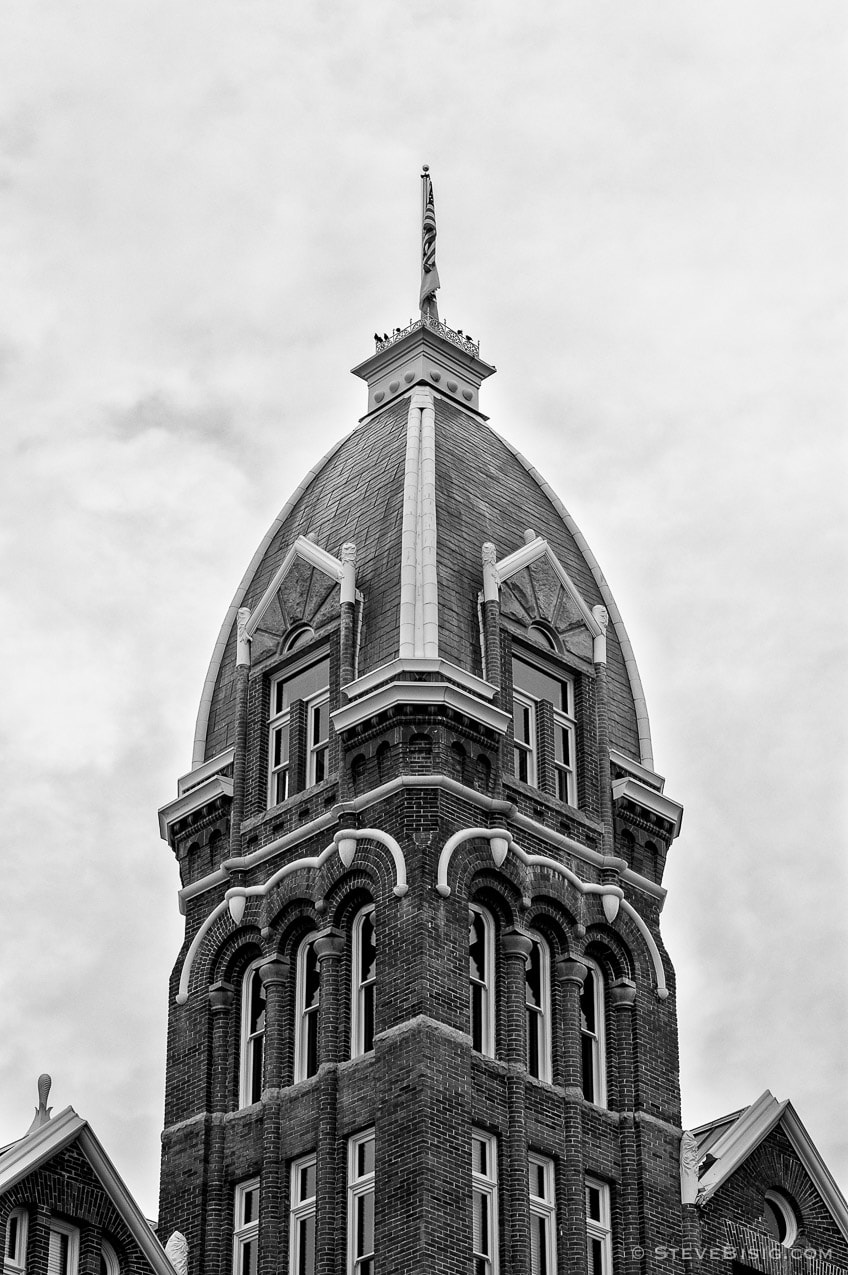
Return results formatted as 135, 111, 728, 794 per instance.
1, 0, 846, 1222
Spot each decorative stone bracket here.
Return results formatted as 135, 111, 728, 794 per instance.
436, 827, 668, 999
175, 827, 407, 1004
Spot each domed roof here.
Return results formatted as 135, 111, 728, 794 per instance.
195, 347, 652, 769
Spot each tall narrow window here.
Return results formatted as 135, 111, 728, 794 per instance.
529, 1154, 557, 1275
351, 906, 376, 1056
469, 904, 495, 1056
240, 959, 266, 1107
47, 1224, 79, 1275
268, 655, 330, 806
347, 1130, 375, 1275
290, 1154, 317, 1275
585, 1179, 612, 1275
525, 935, 551, 1081
472, 1130, 499, 1275
580, 961, 606, 1106
4, 1209, 28, 1275
99, 1242, 120, 1275
233, 1180, 259, 1275
295, 936, 320, 1081
512, 655, 577, 806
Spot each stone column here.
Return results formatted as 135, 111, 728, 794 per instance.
503, 928, 533, 1274
258, 959, 289, 1091
610, 979, 640, 1275
313, 928, 345, 1275
206, 982, 235, 1275
555, 956, 588, 1275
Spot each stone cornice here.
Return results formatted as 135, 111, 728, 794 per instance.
344, 657, 497, 702
612, 776, 683, 839
158, 776, 233, 845
331, 681, 511, 737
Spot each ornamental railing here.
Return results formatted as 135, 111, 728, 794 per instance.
374, 316, 480, 359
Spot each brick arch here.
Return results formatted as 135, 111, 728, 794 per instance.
523, 898, 577, 958
581, 929, 634, 984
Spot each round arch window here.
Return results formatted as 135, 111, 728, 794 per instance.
764, 1190, 798, 1247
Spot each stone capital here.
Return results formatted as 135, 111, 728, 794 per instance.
258, 958, 290, 988
609, 977, 637, 1009
502, 928, 533, 961
555, 956, 588, 986
314, 927, 345, 962
208, 980, 235, 1012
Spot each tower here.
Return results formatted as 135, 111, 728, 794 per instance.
155, 173, 688, 1275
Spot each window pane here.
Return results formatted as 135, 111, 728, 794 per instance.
512, 658, 563, 710
303, 944, 319, 1009
312, 698, 330, 745
299, 1162, 316, 1201
274, 768, 289, 804
531, 1214, 547, 1275
554, 725, 571, 766
240, 1237, 257, 1275
360, 913, 376, 984
6, 1216, 18, 1260
357, 1135, 375, 1178
526, 942, 542, 1007
580, 970, 595, 1033
296, 1217, 315, 1275
469, 911, 486, 982
586, 1185, 601, 1222
472, 1190, 489, 1253
513, 699, 533, 744
272, 723, 289, 767
355, 1191, 374, 1257
282, 659, 329, 710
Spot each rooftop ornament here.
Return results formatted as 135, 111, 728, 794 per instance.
374, 316, 480, 359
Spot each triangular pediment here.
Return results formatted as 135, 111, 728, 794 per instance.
494, 537, 600, 664
694, 1091, 848, 1243
245, 536, 350, 663
0, 1107, 176, 1275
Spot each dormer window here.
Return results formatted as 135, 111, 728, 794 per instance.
268, 654, 330, 806
512, 654, 577, 806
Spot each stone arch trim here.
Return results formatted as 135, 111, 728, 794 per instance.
436, 827, 667, 999
176, 827, 407, 1002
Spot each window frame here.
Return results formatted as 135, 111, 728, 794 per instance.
100, 1241, 120, 1275
347, 1129, 375, 1275
525, 932, 552, 1082
232, 1179, 260, 1275
47, 1222, 79, 1275
469, 903, 495, 1058
290, 1154, 317, 1275
239, 958, 267, 1108
528, 1153, 557, 1275
294, 935, 320, 1083
764, 1190, 798, 1248
472, 1129, 499, 1275
4, 1208, 28, 1275
351, 906, 376, 1058
580, 959, 607, 1108
267, 650, 331, 808
511, 649, 578, 807
585, 1178, 612, 1275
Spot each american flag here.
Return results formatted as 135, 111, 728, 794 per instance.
419, 171, 441, 309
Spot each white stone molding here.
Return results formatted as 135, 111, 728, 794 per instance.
344, 657, 497, 702
679, 1131, 700, 1205
612, 776, 684, 838
236, 608, 252, 668
164, 1234, 188, 1275
175, 828, 408, 1003
488, 535, 604, 648
244, 535, 357, 639
399, 388, 439, 658
178, 774, 668, 913
436, 828, 668, 998
192, 434, 352, 767
340, 541, 357, 605
489, 427, 654, 767
331, 680, 511, 736
481, 542, 499, 604
591, 604, 609, 665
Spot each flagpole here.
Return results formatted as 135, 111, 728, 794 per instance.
420, 165, 428, 321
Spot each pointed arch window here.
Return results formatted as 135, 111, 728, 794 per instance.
99, 1242, 120, 1275
525, 934, 551, 1082
295, 936, 320, 1082
240, 959, 266, 1107
580, 960, 606, 1107
351, 906, 376, 1057
469, 904, 495, 1057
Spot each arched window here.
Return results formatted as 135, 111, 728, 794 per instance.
99, 1241, 120, 1275
295, 936, 320, 1082
240, 959, 266, 1107
525, 934, 551, 1082
351, 906, 376, 1057
764, 1191, 798, 1248
580, 960, 606, 1107
469, 904, 495, 1056
4, 1208, 28, 1275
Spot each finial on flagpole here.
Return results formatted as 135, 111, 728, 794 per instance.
419, 167, 440, 322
